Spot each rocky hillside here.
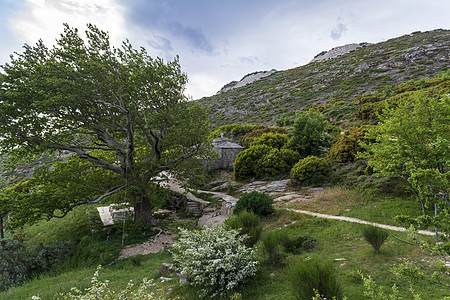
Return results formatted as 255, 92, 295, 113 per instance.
198, 29, 450, 127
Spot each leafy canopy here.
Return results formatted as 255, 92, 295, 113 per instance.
0, 24, 212, 224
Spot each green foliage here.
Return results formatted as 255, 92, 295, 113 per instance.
210, 124, 266, 140
360, 91, 450, 213
225, 210, 262, 247
287, 111, 334, 157
168, 226, 258, 298
233, 145, 273, 180
257, 148, 301, 178
239, 127, 288, 148
0, 24, 213, 225
328, 125, 374, 163
261, 230, 288, 263
31, 266, 161, 300
234, 191, 274, 216
288, 258, 343, 300
274, 113, 292, 127
362, 226, 389, 252
290, 156, 331, 186
250, 133, 288, 149
0, 239, 73, 291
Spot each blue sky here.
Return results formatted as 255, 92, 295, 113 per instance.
1, 0, 449, 99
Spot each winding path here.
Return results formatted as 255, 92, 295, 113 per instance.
286, 208, 437, 236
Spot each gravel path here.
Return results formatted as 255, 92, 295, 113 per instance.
286, 208, 436, 236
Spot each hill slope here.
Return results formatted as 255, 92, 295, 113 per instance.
198, 29, 450, 127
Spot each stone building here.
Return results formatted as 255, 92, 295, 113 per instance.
208, 136, 245, 170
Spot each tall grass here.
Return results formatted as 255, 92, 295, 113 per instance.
362, 226, 389, 252
288, 258, 343, 300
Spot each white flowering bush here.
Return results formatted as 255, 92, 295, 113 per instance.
168, 226, 258, 298
32, 265, 160, 300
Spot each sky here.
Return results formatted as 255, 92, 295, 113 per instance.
0, 0, 449, 99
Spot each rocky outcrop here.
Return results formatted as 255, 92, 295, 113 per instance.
219, 70, 275, 93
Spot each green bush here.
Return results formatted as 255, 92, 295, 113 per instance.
250, 133, 288, 149
290, 156, 331, 186
0, 239, 73, 291
239, 127, 288, 148
256, 148, 301, 178
287, 111, 333, 157
362, 226, 389, 252
288, 258, 343, 300
225, 210, 262, 247
261, 230, 289, 263
210, 124, 266, 140
233, 145, 272, 180
234, 191, 274, 216
327, 125, 374, 163
168, 227, 258, 298
282, 234, 318, 254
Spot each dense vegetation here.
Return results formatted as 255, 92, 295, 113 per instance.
0, 27, 449, 299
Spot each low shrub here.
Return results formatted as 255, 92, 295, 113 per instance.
288, 258, 343, 300
362, 226, 389, 252
282, 234, 318, 254
261, 230, 289, 263
234, 191, 274, 216
168, 227, 258, 298
233, 145, 272, 180
239, 127, 288, 148
0, 239, 73, 292
327, 125, 374, 163
250, 133, 288, 149
257, 148, 300, 178
290, 156, 331, 186
225, 210, 262, 247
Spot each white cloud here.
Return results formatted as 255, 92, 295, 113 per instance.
9, 0, 128, 47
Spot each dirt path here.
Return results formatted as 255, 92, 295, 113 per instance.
286, 208, 437, 236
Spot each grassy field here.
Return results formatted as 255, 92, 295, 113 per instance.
1, 186, 449, 300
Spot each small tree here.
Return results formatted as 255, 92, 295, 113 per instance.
360, 92, 449, 214
287, 111, 334, 157
168, 227, 258, 298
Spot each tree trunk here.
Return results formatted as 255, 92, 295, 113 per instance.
0, 215, 5, 250
134, 197, 156, 225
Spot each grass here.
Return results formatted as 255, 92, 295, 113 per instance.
282, 186, 424, 226
1, 185, 448, 299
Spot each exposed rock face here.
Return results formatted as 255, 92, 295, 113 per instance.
219, 70, 275, 93
311, 43, 370, 63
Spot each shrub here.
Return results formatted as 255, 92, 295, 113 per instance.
168, 227, 258, 298
261, 230, 289, 263
362, 226, 389, 252
250, 133, 288, 149
290, 156, 331, 186
32, 266, 160, 300
234, 191, 274, 216
327, 125, 374, 163
287, 111, 333, 157
233, 145, 273, 180
210, 124, 266, 140
288, 258, 343, 300
239, 127, 288, 148
0, 239, 73, 291
225, 210, 262, 247
282, 234, 318, 254
256, 148, 300, 178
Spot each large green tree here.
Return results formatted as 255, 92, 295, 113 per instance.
361, 91, 449, 214
0, 24, 212, 225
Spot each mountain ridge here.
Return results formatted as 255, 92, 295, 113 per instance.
198, 29, 450, 127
